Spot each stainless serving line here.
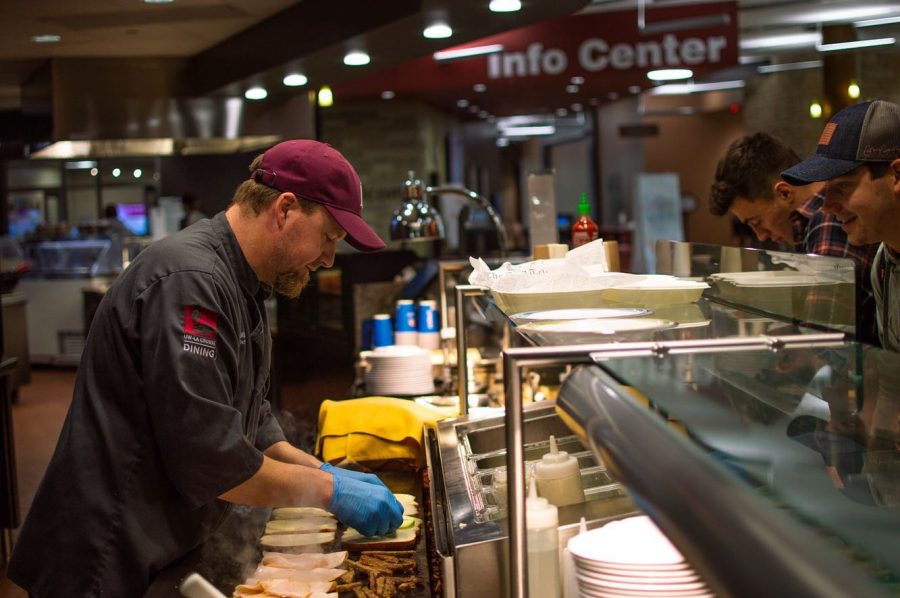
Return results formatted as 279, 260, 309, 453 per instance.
425, 333, 894, 597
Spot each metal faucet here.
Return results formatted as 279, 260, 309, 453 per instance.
425, 185, 508, 257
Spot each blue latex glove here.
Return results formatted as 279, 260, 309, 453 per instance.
320, 462, 389, 490
327, 473, 404, 537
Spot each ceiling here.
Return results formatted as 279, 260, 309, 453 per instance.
1, 0, 900, 144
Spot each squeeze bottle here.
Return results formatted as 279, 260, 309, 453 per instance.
526, 477, 561, 598
534, 435, 585, 507
571, 193, 598, 248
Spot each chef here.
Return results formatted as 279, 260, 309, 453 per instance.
7, 140, 404, 597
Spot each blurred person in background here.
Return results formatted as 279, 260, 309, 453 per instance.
180, 192, 209, 229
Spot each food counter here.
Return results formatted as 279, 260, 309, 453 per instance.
149, 241, 895, 598
423, 242, 897, 597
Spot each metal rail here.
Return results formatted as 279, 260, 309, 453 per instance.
455, 285, 488, 417
500, 334, 888, 598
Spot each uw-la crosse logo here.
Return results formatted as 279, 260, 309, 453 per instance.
183, 305, 218, 359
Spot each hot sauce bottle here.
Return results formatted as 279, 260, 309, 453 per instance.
571, 193, 598, 248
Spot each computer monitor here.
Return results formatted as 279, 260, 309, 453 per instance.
116, 203, 148, 236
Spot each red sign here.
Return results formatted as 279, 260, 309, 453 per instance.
334, 2, 738, 116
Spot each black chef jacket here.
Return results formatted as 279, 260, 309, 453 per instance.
8, 212, 286, 597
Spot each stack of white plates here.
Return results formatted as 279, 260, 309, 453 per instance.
567, 516, 713, 598
363, 345, 434, 396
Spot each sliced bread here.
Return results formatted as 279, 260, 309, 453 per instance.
259, 531, 335, 553
271, 507, 334, 520
264, 517, 337, 535
341, 527, 418, 552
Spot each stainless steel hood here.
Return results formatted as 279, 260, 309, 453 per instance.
26, 58, 313, 158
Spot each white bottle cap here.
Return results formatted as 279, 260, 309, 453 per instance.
526, 477, 558, 530
534, 435, 580, 480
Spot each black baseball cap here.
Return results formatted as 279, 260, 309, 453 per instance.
781, 100, 900, 185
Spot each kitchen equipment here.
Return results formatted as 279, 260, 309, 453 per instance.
424, 402, 633, 596
179, 573, 228, 598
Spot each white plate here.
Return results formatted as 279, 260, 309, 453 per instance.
568, 516, 685, 567
511, 307, 652, 322
575, 571, 709, 592
517, 318, 676, 346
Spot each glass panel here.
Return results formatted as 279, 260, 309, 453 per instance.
598, 342, 900, 590
656, 241, 858, 337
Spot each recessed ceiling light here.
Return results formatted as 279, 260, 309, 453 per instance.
740, 32, 820, 51
32, 34, 61, 43
381, 90, 396, 100
133, 168, 143, 178
112, 168, 121, 178
245, 86, 267, 100
456, 99, 470, 108
496, 137, 510, 147
489, 0, 521, 13
344, 51, 370, 66
855, 15, 900, 28
468, 105, 480, 113
566, 84, 579, 93
434, 44, 503, 61
571, 103, 583, 112
607, 92, 619, 100
816, 37, 895, 52
570, 76, 585, 85
283, 73, 308, 87
647, 68, 693, 81
556, 108, 568, 117
424, 23, 452, 39
501, 125, 555, 137
473, 83, 487, 92
628, 85, 642, 94
478, 110, 489, 118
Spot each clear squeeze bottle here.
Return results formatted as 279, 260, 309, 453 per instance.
526, 477, 561, 598
534, 435, 585, 508
571, 192, 598, 248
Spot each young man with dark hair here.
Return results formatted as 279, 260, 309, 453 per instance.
710, 132, 880, 345
783, 100, 900, 352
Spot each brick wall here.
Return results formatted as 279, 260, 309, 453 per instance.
321, 100, 459, 251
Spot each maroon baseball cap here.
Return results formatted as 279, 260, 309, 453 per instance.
251, 139, 385, 252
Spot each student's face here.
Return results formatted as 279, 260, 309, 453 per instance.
821, 163, 900, 247
730, 195, 794, 245
272, 198, 346, 298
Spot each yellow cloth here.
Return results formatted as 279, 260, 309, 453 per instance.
317, 396, 448, 470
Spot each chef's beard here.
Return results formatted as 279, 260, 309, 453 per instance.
273, 270, 310, 298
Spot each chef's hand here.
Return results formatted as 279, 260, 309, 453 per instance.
320, 462, 389, 490
328, 473, 404, 537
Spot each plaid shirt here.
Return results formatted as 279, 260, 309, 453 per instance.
791, 192, 881, 345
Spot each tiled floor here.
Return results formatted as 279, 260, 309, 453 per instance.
0, 364, 353, 597
1, 366, 74, 598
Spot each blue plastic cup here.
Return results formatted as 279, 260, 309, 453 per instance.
416, 300, 439, 333
395, 300, 418, 345
417, 300, 440, 349
372, 313, 394, 347
395, 300, 417, 332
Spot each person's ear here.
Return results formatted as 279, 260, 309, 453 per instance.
773, 180, 793, 203
274, 192, 296, 228
890, 159, 900, 192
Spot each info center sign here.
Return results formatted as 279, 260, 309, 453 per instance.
333, 2, 739, 114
